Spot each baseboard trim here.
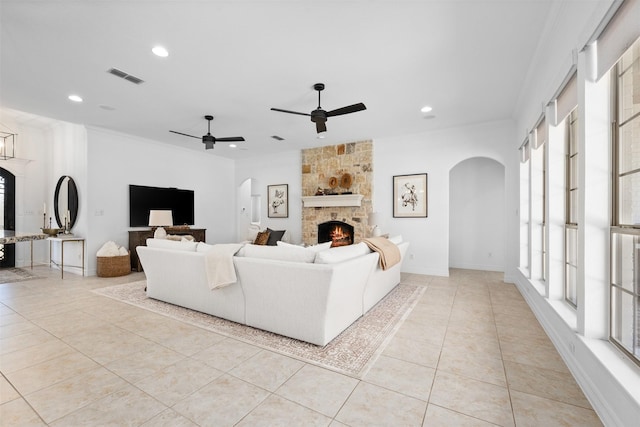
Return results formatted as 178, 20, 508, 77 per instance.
514, 271, 640, 427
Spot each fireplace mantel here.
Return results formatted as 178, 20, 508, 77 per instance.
302, 194, 364, 208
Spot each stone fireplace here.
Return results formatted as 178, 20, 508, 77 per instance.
301, 140, 373, 246
318, 220, 354, 247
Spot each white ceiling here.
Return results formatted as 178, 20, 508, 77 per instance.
0, 0, 590, 159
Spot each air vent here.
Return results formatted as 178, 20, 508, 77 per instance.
271, 135, 284, 141
107, 68, 145, 85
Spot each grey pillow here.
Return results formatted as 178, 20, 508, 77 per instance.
266, 228, 286, 246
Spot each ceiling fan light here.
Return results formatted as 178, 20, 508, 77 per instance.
229, 143, 237, 148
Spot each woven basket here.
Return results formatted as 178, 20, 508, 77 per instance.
97, 252, 131, 277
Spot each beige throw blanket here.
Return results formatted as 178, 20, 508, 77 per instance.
204, 243, 244, 290
363, 237, 401, 270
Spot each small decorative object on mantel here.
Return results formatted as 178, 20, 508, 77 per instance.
328, 176, 338, 189
315, 187, 325, 196
340, 173, 353, 190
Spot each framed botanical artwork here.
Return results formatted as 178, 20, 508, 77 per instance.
393, 173, 427, 218
267, 184, 288, 218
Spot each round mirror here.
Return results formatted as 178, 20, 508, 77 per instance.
54, 176, 78, 229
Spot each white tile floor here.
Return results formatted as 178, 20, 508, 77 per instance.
0, 266, 602, 426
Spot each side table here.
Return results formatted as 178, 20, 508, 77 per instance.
48, 236, 85, 279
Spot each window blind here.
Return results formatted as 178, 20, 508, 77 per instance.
596, 0, 640, 80
534, 117, 546, 149
555, 73, 577, 124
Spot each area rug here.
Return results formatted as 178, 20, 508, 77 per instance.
0, 267, 40, 284
93, 280, 425, 378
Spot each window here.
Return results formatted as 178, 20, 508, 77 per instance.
520, 140, 531, 276
565, 109, 579, 307
611, 37, 640, 365
537, 119, 548, 282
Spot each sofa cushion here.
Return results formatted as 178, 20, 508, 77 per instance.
277, 241, 332, 252
314, 242, 371, 264
239, 244, 317, 263
253, 230, 271, 245
266, 228, 286, 246
146, 238, 198, 252
388, 235, 403, 245
197, 242, 214, 253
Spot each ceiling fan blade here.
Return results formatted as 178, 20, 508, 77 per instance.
316, 121, 327, 133
271, 108, 311, 117
169, 130, 201, 139
326, 103, 367, 117
216, 136, 245, 142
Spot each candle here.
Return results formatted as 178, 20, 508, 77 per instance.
43, 202, 46, 215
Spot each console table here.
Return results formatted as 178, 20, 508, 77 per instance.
48, 236, 85, 279
129, 228, 206, 272
0, 231, 47, 268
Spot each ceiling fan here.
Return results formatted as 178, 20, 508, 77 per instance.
271, 83, 366, 133
169, 115, 245, 150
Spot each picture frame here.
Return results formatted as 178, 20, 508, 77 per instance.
393, 173, 427, 218
267, 184, 288, 218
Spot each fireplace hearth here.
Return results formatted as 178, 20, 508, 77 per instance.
318, 221, 354, 247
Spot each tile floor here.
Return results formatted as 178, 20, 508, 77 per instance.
0, 267, 603, 426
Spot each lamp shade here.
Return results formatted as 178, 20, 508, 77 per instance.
148, 210, 173, 227
368, 212, 380, 226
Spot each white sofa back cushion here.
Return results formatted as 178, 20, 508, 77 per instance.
314, 242, 371, 264
276, 241, 332, 252
147, 238, 198, 252
238, 244, 317, 263
388, 235, 403, 245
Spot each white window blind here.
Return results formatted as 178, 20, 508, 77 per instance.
596, 0, 640, 80
520, 141, 530, 163
555, 73, 578, 124
534, 117, 546, 149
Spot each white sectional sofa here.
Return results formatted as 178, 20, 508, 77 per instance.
136, 237, 409, 346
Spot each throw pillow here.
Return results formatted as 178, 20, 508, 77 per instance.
253, 230, 271, 245
146, 238, 198, 252
314, 242, 371, 264
266, 228, 286, 246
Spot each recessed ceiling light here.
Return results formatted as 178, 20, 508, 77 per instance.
152, 46, 169, 57
229, 143, 237, 148
68, 94, 83, 102
420, 105, 433, 113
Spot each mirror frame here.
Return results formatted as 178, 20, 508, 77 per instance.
54, 176, 79, 229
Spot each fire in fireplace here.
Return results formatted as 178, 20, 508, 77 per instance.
318, 221, 354, 247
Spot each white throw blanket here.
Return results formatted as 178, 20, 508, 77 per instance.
204, 243, 244, 290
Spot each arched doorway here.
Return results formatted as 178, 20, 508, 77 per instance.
449, 157, 505, 272
0, 167, 16, 268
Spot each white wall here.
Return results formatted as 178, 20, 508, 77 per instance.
449, 157, 505, 271
374, 120, 516, 277
235, 150, 302, 243
85, 127, 235, 274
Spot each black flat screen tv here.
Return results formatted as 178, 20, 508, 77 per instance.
129, 184, 195, 227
